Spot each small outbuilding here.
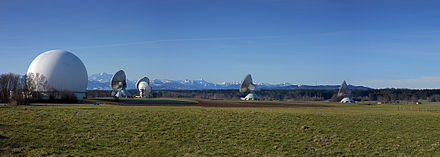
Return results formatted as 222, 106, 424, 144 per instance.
241, 93, 258, 100
340, 97, 355, 103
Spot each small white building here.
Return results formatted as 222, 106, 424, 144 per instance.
241, 93, 259, 100
340, 97, 355, 103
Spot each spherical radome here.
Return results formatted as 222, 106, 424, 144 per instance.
27, 50, 88, 98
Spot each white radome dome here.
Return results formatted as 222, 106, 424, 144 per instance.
27, 50, 88, 98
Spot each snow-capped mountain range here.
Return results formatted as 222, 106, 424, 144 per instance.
87, 73, 370, 90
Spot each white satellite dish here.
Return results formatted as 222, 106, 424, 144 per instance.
338, 80, 354, 103
110, 70, 131, 98
136, 77, 152, 98
337, 80, 350, 97
240, 74, 258, 100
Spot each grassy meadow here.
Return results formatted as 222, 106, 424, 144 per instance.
2, 100, 440, 156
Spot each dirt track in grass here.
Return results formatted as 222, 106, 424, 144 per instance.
111, 99, 334, 108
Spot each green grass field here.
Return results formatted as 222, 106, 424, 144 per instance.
2, 100, 440, 156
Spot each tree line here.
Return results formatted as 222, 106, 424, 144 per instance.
351, 89, 440, 103
3, 72, 440, 105
0, 73, 77, 105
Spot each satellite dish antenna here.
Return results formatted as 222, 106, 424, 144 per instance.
136, 77, 152, 98
337, 80, 351, 97
239, 74, 258, 100
110, 70, 131, 98
338, 80, 354, 103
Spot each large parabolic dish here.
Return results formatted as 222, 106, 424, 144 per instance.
240, 74, 256, 93
337, 80, 351, 97
136, 77, 152, 98
110, 70, 126, 90
136, 77, 150, 89
338, 80, 354, 103
239, 74, 258, 100
110, 70, 130, 98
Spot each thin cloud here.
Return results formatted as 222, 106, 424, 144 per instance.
355, 76, 440, 89
68, 36, 281, 50
402, 30, 440, 39
315, 30, 360, 36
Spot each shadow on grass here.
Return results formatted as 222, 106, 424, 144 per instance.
86, 98, 198, 105
120, 99, 197, 104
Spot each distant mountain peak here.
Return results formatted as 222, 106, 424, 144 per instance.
87, 73, 371, 90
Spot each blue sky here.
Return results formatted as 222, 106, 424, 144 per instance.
1, 0, 440, 88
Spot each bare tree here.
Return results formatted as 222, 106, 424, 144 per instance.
0, 73, 20, 103
0, 73, 28, 105
10, 76, 28, 105
25, 73, 48, 100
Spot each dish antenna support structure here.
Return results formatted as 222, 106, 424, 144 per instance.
136, 77, 152, 98
110, 70, 131, 98
240, 74, 259, 100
